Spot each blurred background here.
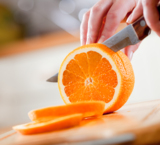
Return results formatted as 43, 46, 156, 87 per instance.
0, 0, 160, 135
0, 0, 99, 46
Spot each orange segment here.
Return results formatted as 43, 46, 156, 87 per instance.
62, 70, 84, 86
13, 114, 82, 135
92, 58, 112, 77
94, 70, 118, 88
58, 43, 135, 113
69, 86, 85, 102
89, 85, 102, 101
95, 84, 115, 103
82, 85, 92, 101
87, 51, 102, 76
28, 101, 105, 122
66, 59, 85, 78
64, 83, 84, 97
74, 53, 89, 77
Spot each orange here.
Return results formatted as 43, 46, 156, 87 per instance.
28, 101, 105, 122
58, 44, 135, 113
13, 114, 82, 135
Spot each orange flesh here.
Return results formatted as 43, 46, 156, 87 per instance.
63, 51, 118, 103
28, 101, 105, 122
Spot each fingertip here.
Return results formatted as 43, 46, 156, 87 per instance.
80, 11, 90, 46
81, 39, 86, 46
157, 32, 160, 37
86, 40, 90, 45
80, 36, 86, 46
81, 41, 85, 46
128, 51, 133, 60
124, 47, 134, 60
126, 1, 143, 24
86, 38, 91, 44
124, 41, 141, 60
121, 48, 125, 53
86, 34, 95, 44
98, 35, 106, 43
126, 14, 132, 24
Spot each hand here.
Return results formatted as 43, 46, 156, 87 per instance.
127, 0, 160, 36
80, 0, 160, 60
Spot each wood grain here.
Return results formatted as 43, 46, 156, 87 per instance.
0, 99, 160, 145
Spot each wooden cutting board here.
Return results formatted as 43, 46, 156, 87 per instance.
1, 99, 160, 145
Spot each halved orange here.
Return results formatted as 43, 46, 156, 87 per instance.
28, 101, 105, 121
58, 44, 135, 113
13, 114, 82, 135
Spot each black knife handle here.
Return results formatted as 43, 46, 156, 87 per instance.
132, 5, 160, 41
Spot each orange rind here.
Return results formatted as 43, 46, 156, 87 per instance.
13, 114, 82, 135
28, 101, 105, 121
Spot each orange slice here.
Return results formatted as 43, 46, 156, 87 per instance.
58, 44, 135, 113
13, 114, 82, 135
28, 101, 105, 121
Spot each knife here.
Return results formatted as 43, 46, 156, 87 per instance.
47, 5, 160, 83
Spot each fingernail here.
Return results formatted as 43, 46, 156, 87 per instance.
80, 41, 83, 46
86, 35, 94, 44
81, 40, 85, 46
98, 35, 105, 43
81, 42, 85, 46
80, 36, 86, 46
121, 48, 125, 53
126, 14, 132, 24
129, 51, 133, 60
86, 39, 91, 44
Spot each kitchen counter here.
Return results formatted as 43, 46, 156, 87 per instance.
1, 99, 160, 145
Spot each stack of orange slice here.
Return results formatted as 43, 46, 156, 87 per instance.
13, 101, 105, 135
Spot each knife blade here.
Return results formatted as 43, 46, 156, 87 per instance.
103, 24, 140, 52
47, 73, 58, 82
47, 5, 160, 82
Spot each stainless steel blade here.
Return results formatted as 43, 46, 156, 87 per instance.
47, 73, 58, 82
102, 24, 140, 52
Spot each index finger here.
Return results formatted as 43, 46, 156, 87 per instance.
98, 0, 136, 43
80, 11, 90, 46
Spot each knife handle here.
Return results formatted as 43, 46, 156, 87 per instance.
132, 5, 160, 41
